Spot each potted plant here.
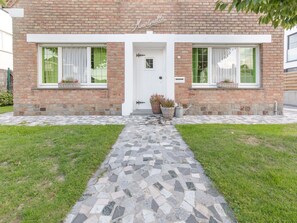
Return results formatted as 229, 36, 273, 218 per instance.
150, 94, 164, 114
160, 98, 175, 119
58, 78, 80, 89
217, 79, 238, 88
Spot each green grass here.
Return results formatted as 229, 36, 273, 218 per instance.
176, 124, 297, 223
0, 125, 124, 223
0, 106, 13, 114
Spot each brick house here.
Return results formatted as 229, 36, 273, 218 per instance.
7, 0, 284, 116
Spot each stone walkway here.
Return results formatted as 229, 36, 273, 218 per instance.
0, 110, 297, 126
65, 118, 237, 223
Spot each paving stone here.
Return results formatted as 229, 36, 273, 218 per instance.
151, 199, 159, 212
186, 182, 196, 191
109, 174, 118, 182
209, 216, 219, 223
71, 213, 87, 223
194, 208, 208, 219
186, 214, 198, 223
112, 206, 125, 220
174, 180, 184, 192
153, 182, 163, 190
159, 203, 172, 215
102, 201, 116, 216
168, 170, 178, 178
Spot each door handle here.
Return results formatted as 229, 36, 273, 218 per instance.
159, 76, 163, 80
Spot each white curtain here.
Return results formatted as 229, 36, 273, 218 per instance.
62, 47, 87, 83
212, 48, 237, 83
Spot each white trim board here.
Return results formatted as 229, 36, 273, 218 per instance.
27, 34, 272, 44
4, 8, 24, 18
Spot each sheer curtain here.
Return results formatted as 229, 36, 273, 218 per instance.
62, 47, 87, 83
212, 48, 237, 83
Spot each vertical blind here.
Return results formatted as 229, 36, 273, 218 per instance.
62, 47, 88, 83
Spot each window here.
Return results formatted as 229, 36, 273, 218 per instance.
192, 48, 208, 83
42, 47, 58, 83
192, 46, 259, 87
39, 46, 107, 87
145, 58, 154, 69
288, 33, 297, 62
91, 47, 107, 83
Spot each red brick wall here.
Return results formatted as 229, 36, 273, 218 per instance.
12, 0, 283, 115
13, 42, 124, 115
175, 40, 284, 115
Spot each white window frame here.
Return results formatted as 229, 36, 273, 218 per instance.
38, 44, 108, 89
192, 45, 261, 89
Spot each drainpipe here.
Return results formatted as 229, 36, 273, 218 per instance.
7, 68, 11, 92
274, 100, 278, 115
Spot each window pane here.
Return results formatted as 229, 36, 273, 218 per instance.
240, 48, 256, 83
212, 48, 237, 83
288, 33, 297, 49
91, 47, 107, 83
192, 48, 208, 83
288, 34, 297, 61
146, 59, 154, 69
62, 47, 87, 83
42, 47, 58, 83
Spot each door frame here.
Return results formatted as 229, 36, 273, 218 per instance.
133, 46, 167, 111
122, 38, 175, 115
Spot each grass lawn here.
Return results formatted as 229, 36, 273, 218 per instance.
176, 124, 297, 223
0, 125, 123, 223
0, 106, 13, 114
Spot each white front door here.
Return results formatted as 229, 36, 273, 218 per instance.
135, 49, 166, 110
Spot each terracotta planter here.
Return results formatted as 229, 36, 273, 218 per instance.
161, 106, 175, 119
217, 82, 238, 89
151, 102, 161, 114
58, 83, 80, 89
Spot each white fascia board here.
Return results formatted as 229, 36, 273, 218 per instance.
285, 26, 297, 36
4, 8, 24, 18
174, 34, 271, 44
27, 34, 271, 44
27, 34, 126, 43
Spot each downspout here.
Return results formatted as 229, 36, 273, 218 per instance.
274, 100, 278, 115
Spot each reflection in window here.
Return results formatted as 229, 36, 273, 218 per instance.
91, 47, 107, 83
193, 48, 208, 83
146, 59, 154, 69
42, 47, 58, 83
240, 48, 256, 83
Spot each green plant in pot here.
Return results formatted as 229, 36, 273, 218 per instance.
58, 77, 80, 89
160, 98, 175, 119
150, 94, 164, 114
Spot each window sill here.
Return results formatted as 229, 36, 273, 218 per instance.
190, 87, 264, 90
32, 87, 108, 90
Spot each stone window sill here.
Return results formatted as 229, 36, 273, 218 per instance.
189, 87, 264, 90
31, 87, 108, 90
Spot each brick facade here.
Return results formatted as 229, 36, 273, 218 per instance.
12, 0, 284, 115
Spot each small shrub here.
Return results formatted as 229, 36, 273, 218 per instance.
0, 91, 13, 106
150, 94, 165, 104
60, 77, 79, 83
160, 98, 175, 108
